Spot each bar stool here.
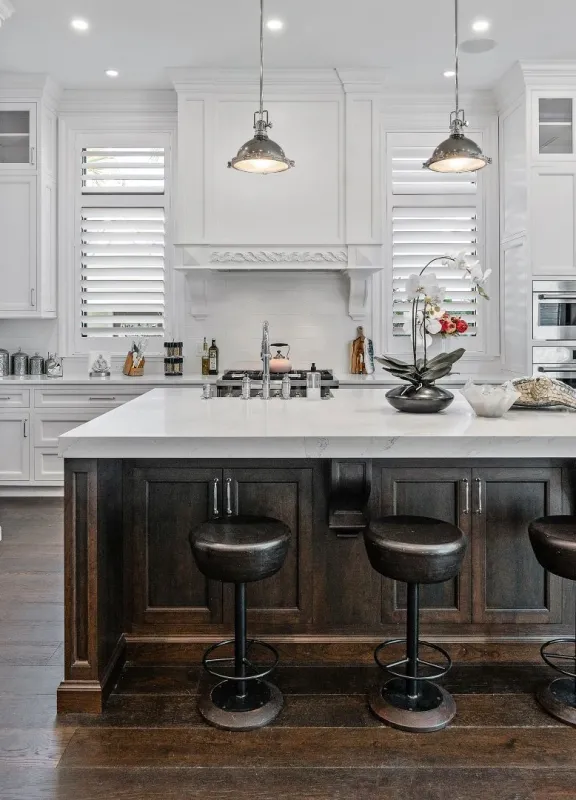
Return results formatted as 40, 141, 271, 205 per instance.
529, 516, 576, 727
364, 515, 467, 732
190, 515, 290, 731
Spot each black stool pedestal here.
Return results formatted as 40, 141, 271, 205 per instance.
364, 516, 467, 733
190, 515, 290, 731
530, 517, 576, 728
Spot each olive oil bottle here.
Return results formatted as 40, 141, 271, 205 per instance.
208, 339, 219, 375
201, 337, 210, 376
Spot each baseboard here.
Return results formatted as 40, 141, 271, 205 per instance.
57, 635, 126, 714
125, 635, 548, 666
0, 485, 64, 497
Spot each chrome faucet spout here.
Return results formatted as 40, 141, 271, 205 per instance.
261, 320, 271, 400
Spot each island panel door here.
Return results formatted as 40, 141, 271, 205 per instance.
374, 466, 472, 624
471, 467, 563, 624
128, 465, 224, 630
225, 467, 314, 627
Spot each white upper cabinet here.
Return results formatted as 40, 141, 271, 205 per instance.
531, 91, 576, 161
0, 175, 37, 312
0, 103, 37, 169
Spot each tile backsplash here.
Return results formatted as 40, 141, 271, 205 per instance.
184, 271, 366, 375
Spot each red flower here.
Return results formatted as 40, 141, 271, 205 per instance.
445, 321, 457, 334
456, 319, 468, 334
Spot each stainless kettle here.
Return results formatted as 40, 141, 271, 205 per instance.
269, 343, 292, 374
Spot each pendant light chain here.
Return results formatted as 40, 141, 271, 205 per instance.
454, 0, 459, 115
259, 0, 264, 122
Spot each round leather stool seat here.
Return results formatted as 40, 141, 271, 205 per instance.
529, 516, 576, 581
365, 515, 467, 585
191, 515, 290, 584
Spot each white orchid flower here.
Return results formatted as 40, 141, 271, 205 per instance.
405, 274, 425, 299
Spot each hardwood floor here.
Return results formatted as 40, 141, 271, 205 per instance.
2, 499, 576, 799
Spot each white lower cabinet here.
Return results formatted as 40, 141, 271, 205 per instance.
0, 412, 30, 480
33, 410, 104, 481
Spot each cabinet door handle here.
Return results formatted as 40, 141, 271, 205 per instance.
23, 419, 27, 438
30, 146, 35, 166
211, 477, 220, 518
474, 478, 483, 515
30, 288, 35, 307
225, 478, 233, 516
461, 478, 470, 515
88, 396, 117, 401
0, 397, 11, 401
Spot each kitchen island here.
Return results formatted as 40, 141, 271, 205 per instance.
57, 388, 576, 712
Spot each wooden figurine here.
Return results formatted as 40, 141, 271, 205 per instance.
350, 326, 375, 374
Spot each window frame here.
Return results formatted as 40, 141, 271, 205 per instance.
59, 121, 176, 357
377, 122, 500, 368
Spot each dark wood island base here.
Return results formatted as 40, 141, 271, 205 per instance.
58, 457, 576, 713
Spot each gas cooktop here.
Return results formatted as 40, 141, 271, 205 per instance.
219, 368, 336, 384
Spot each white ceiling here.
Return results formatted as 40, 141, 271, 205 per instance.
2, 0, 576, 90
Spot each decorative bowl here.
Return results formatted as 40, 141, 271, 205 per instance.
386, 384, 454, 414
461, 380, 520, 418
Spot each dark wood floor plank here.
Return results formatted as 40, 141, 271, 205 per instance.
59, 726, 576, 769
0, 642, 61, 666
0, 665, 63, 696
0, 727, 75, 766
0, 602, 64, 624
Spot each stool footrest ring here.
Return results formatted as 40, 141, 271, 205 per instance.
202, 638, 279, 682
541, 638, 576, 679
374, 638, 452, 682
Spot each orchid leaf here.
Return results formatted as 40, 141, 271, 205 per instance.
375, 355, 411, 369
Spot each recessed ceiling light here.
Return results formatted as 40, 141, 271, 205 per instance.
443, 70, 456, 78
266, 19, 284, 31
105, 69, 119, 78
472, 19, 491, 33
70, 18, 90, 32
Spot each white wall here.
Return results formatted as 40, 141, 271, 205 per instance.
0, 319, 58, 358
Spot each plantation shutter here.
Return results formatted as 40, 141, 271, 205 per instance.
79, 147, 166, 339
389, 140, 480, 338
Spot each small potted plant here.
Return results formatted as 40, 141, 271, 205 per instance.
376, 252, 490, 413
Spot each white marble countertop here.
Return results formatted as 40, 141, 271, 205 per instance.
0, 373, 218, 386
58, 387, 576, 460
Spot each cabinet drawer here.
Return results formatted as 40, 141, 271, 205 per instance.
34, 411, 104, 447
34, 448, 63, 482
0, 388, 30, 407
34, 388, 146, 408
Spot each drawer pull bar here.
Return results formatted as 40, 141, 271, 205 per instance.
23, 419, 27, 438
88, 396, 117, 401
474, 478, 483, 515
461, 478, 470, 515
212, 477, 220, 518
0, 397, 11, 401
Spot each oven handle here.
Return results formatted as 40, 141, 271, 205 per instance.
536, 366, 576, 373
538, 293, 576, 300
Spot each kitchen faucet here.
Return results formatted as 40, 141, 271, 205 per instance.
261, 320, 271, 400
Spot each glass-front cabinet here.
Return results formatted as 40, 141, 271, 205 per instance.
0, 103, 37, 168
534, 93, 576, 158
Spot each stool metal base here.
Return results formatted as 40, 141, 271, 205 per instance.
198, 679, 283, 731
369, 678, 456, 733
537, 677, 576, 728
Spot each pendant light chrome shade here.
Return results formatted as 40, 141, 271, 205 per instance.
424, 0, 491, 173
228, 0, 294, 174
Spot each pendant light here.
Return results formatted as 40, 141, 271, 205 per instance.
423, 0, 491, 173
228, 0, 294, 173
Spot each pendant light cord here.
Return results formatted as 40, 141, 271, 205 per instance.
259, 0, 265, 121
454, 0, 459, 113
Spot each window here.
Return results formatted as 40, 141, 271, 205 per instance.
387, 133, 484, 344
77, 144, 169, 343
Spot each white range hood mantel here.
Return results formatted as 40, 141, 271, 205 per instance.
174, 244, 382, 321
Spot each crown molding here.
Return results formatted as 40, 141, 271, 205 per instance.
59, 89, 177, 115
518, 60, 576, 82
0, 1, 14, 26
336, 68, 389, 93
169, 67, 344, 95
